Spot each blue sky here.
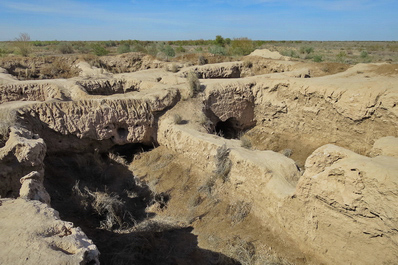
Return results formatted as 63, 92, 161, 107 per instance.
0, 0, 397, 41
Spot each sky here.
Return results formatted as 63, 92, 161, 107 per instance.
0, 0, 397, 41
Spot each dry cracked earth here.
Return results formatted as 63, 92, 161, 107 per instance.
1, 50, 398, 265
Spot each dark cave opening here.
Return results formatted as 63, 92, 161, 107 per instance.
110, 143, 154, 163
215, 117, 243, 139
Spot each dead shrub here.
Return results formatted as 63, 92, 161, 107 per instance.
214, 144, 232, 182
72, 182, 136, 230
240, 135, 252, 149
227, 200, 252, 224
198, 113, 213, 132
198, 177, 216, 196
40, 57, 80, 79
198, 55, 207, 65
187, 71, 200, 98
0, 109, 17, 146
166, 63, 179, 73
172, 114, 183, 124
227, 237, 256, 265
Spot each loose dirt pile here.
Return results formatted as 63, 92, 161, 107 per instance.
1, 52, 397, 264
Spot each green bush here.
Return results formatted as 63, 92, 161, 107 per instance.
117, 44, 131, 54
163, 45, 175, 57
336, 51, 347, 62
92, 43, 109, 56
175, 45, 186, 53
0, 48, 10, 57
215, 35, 225, 46
130, 43, 147, 53
146, 43, 158, 56
230, 38, 255, 56
300, 46, 314, 54
209, 45, 227, 56
225, 38, 231, 45
32, 41, 45, 47
313, 55, 323, 62
281, 49, 299, 58
72, 41, 90, 54
103, 40, 117, 47
360, 50, 369, 58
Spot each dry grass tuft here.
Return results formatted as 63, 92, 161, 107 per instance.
214, 144, 232, 182
187, 71, 201, 98
227, 200, 252, 224
172, 114, 183, 124
226, 236, 293, 265
240, 135, 252, 149
72, 182, 136, 230
0, 109, 17, 146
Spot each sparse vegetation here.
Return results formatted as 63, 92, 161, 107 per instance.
14, 33, 31, 57
281, 49, 299, 58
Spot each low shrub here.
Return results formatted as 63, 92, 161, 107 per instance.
313, 55, 323, 62
117, 44, 131, 54
198, 55, 207, 65
91, 43, 109, 56
300, 46, 314, 54
175, 46, 186, 53
40, 57, 80, 79
281, 49, 299, 58
209, 45, 227, 56
58, 42, 74, 54
360, 50, 369, 58
230, 38, 255, 56
186, 71, 200, 98
163, 45, 175, 58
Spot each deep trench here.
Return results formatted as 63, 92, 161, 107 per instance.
43, 144, 239, 265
